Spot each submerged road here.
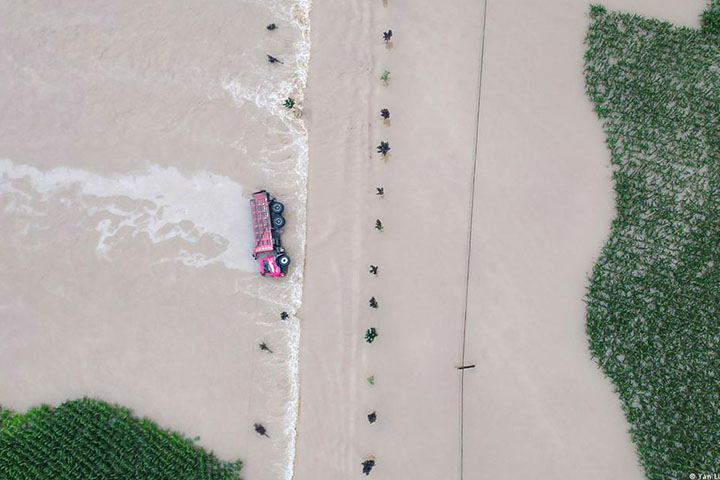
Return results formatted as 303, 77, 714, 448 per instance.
295, 0, 483, 477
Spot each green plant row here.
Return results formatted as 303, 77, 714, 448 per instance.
584, 3, 720, 478
0, 398, 242, 480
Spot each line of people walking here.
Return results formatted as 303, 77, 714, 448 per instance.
362, 25, 395, 477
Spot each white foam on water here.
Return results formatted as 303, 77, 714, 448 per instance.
270, 2, 311, 479
223, 0, 311, 478
0, 159, 255, 272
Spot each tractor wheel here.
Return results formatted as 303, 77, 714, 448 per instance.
273, 215, 286, 228
276, 254, 291, 268
271, 201, 285, 214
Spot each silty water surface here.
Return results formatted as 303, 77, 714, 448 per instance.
0, 1, 310, 479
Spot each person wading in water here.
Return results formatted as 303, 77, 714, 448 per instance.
254, 423, 270, 437
362, 457, 376, 475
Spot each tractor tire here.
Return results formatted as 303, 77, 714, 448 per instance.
273, 215, 286, 228
276, 254, 291, 269
271, 201, 285, 214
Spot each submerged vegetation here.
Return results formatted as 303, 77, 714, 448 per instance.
0, 398, 242, 480
584, 3, 720, 477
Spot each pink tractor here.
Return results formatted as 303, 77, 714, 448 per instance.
250, 190, 291, 277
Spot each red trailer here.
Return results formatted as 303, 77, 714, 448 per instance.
250, 190, 290, 277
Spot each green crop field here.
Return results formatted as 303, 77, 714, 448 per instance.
584, 3, 720, 478
0, 398, 242, 480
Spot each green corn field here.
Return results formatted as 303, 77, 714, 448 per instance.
0, 398, 242, 480
584, 2, 720, 478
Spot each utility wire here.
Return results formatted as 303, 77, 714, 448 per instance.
459, 1, 489, 479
